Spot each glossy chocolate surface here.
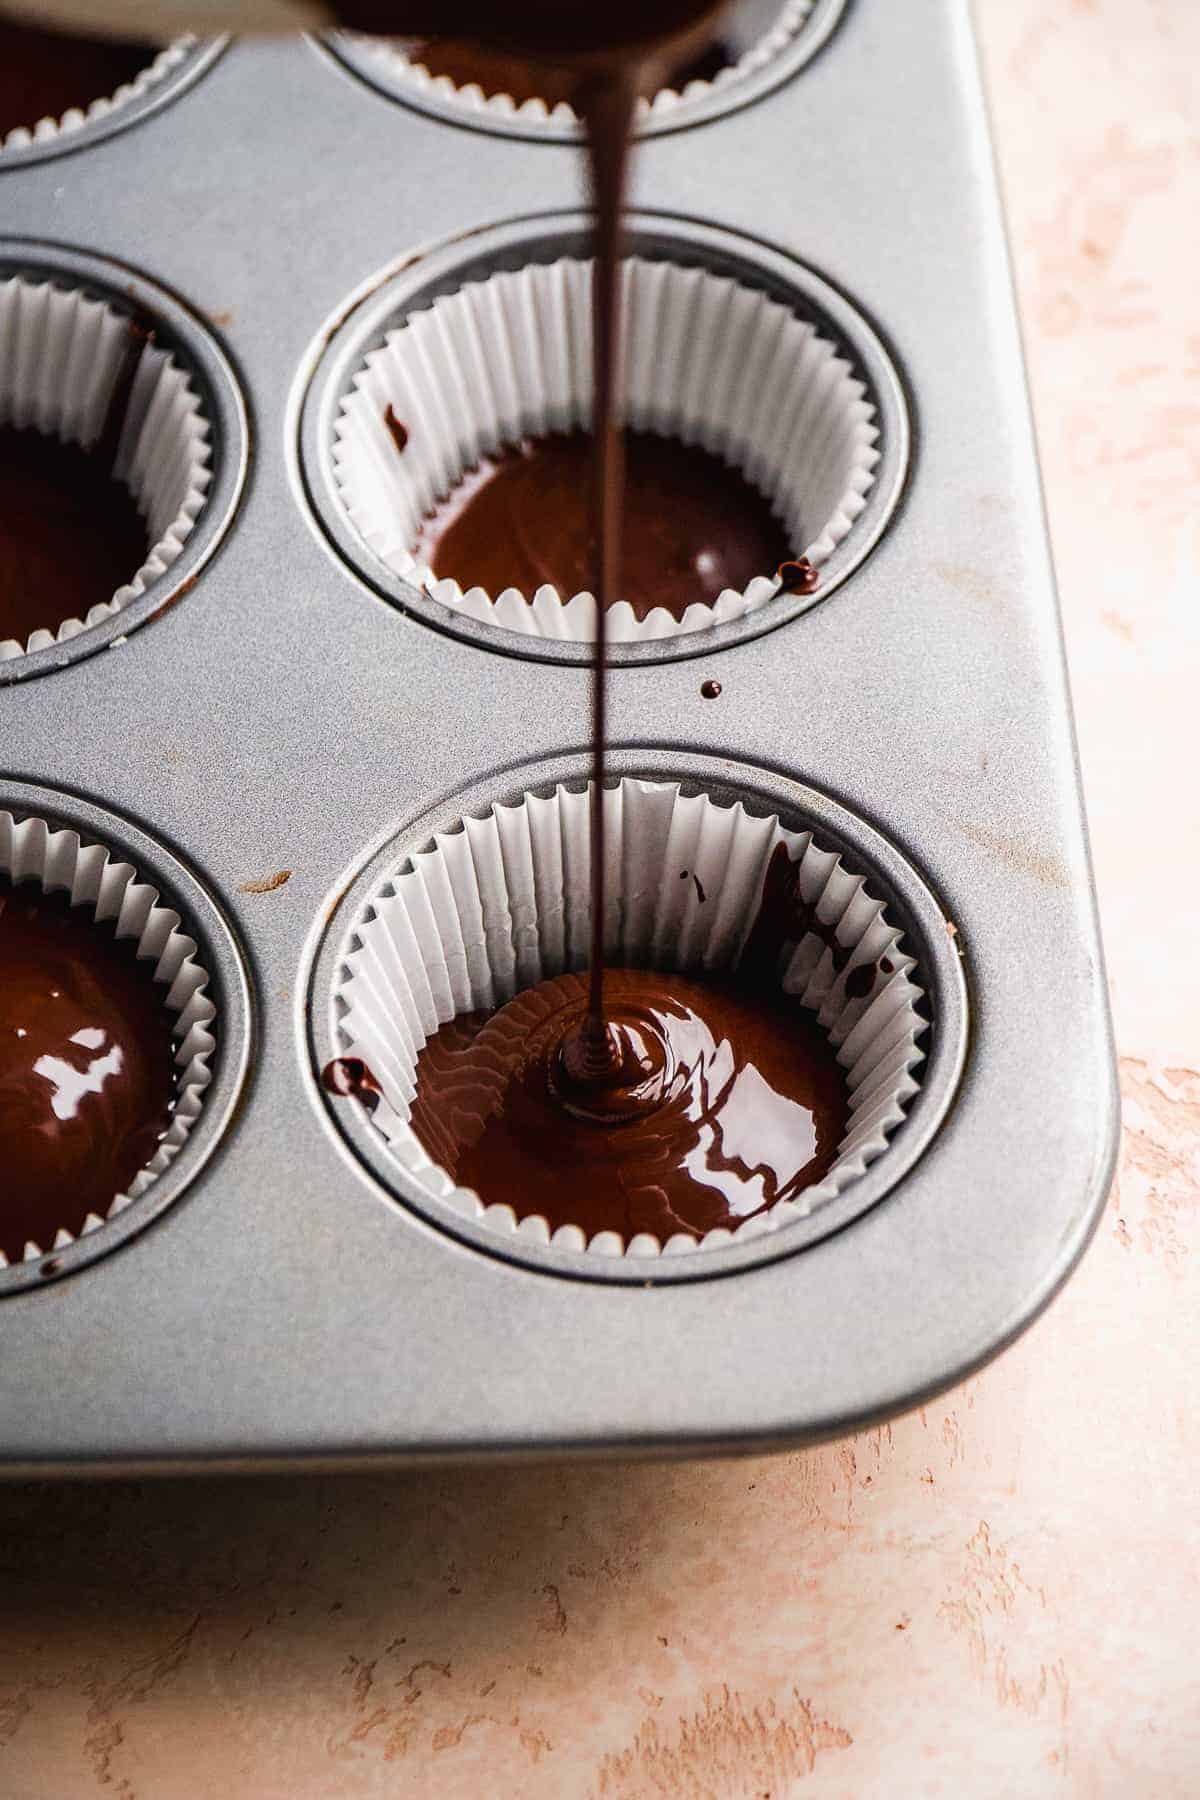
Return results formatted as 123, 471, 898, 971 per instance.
0, 879, 177, 1262
412, 430, 790, 623
409, 967, 848, 1242
0, 427, 148, 645
0, 20, 153, 137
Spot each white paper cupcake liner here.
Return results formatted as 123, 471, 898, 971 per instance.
0, 272, 212, 660
0, 35, 197, 156
353, 1, 814, 128
330, 777, 926, 1259
0, 809, 216, 1266
333, 256, 879, 643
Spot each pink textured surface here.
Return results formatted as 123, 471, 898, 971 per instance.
1, 2, 1197, 1793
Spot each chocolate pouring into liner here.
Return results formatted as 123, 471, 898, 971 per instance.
325, 778, 928, 1260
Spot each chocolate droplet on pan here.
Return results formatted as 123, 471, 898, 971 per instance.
776, 557, 820, 596
322, 1056, 384, 1111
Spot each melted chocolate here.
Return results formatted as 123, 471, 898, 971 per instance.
413, 431, 790, 623
743, 842, 853, 980
409, 968, 848, 1241
340, 0, 733, 59
321, 1055, 383, 1110
777, 556, 820, 596
383, 404, 409, 453
844, 963, 875, 1001
0, 427, 148, 645
353, 0, 823, 1206
0, 20, 154, 137
573, 67, 636, 1057
745, 843, 888, 1001
0, 880, 177, 1262
396, 33, 738, 107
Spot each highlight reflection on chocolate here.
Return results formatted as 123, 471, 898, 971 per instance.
0, 879, 177, 1262
0, 427, 148, 645
413, 430, 791, 622
0, 20, 153, 138
408, 968, 848, 1242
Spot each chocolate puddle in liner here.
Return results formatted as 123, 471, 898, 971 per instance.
0, 428, 149, 643
407, 968, 849, 1241
412, 430, 791, 623
0, 315, 152, 645
0, 878, 177, 1264
0, 19, 154, 138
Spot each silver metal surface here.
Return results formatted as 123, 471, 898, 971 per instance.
300, 212, 909, 665
310, 749, 968, 1283
319, 0, 849, 144
0, 240, 248, 685
0, 780, 253, 1296
0, 0, 1118, 1472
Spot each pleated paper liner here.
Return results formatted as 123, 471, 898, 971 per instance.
0, 35, 197, 156
333, 255, 879, 644
0, 272, 212, 660
0, 809, 216, 1269
351, 0, 814, 129
329, 777, 927, 1259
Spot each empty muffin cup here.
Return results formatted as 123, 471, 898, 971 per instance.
0, 272, 212, 661
340, 0, 816, 132
326, 776, 927, 1260
332, 256, 879, 644
0, 808, 216, 1269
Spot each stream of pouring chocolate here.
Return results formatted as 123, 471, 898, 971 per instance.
569, 67, 637, 1080
320, 5, 858, 1233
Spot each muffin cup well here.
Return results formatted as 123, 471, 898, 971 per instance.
346, 1, 815, 130
333, 256, 879, 644
328, 776, 926, 1259
0, 273, 212, 661
0, 809, 215, 1267
0, 35, 198, 157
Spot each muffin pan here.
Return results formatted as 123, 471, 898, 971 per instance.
0, 1, 1117, 1471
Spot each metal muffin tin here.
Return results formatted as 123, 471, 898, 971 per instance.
0, 0, 1118, 1472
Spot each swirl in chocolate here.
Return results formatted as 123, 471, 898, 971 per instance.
413, 430, 790, 623
408, 968, 848, 1242
0, 880, 177, 1262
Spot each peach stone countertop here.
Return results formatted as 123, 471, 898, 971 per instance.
1, 1, 1197, 1794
